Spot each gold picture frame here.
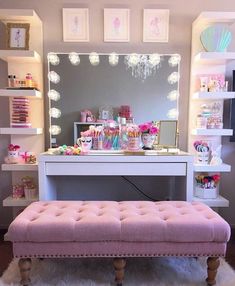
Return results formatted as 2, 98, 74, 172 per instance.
6, 23, 30, 50
158, 120, 178, 148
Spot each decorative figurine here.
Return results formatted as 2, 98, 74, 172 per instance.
210, 145, 223, 166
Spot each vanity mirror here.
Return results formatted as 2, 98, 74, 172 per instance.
48, 53, 180, 146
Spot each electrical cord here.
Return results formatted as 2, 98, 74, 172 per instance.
121, 176, 159, 202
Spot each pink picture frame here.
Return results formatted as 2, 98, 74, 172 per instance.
63, 8, 89, 42
104, 9, 130, 42
143, 9, 169, 43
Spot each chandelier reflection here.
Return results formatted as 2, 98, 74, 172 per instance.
124, 53, 161, 80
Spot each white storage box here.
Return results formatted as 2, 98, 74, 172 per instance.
195, 186, 218, 199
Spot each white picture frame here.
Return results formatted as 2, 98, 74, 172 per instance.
63, 8, 89, 42
143, 9, 169, 42
104, 8, 130, 42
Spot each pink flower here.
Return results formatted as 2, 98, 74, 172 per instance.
81, 130, 92, 137
139, 124, 149, 133
149, 126, 159, 135
8, 144, 20, 151
139, 122, 159, 135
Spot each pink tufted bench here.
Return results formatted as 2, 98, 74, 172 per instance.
8, 201, 230, 286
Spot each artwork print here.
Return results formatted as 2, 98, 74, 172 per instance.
63, 8, 89, 42
104, 9, 130, 42
143, 9, 169, 42
6, 23, 30, 50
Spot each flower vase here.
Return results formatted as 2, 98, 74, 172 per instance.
141, 133, 156, 150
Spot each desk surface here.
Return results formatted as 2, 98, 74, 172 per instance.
40, 151, 193, 163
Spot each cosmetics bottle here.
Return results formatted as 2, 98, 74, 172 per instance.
98, 133, 103, 150
8, 75, 16, 87
25, 73, 33, 87
120, 117, 128, 150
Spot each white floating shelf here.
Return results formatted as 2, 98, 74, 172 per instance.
192, 195, 229, 207
3, 196, 38, 207
0, 50, 41, 63
1, 163, 38, 171
0, 89, 42, 98
194, 52, 235, 65
194, 163, 231, 172
0, 128, 43, 135
193, 91, 235, 100
194, 12, 235, 26
191, 129, 233, 136
0, 9, 41, 26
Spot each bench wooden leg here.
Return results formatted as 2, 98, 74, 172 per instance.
206, 257, 220, 286
113, 258, 126, 286
18, 258, 32, 286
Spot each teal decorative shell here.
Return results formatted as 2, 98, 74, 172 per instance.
200, 25, 232, 52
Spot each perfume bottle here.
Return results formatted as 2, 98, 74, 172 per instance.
119, 117, 128, 150
25, 73, 33, 87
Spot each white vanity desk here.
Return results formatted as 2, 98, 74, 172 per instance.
39, 151, 194, 201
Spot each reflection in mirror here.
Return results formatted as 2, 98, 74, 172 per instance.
158, 120, 178, 147
48, 53, 180, 146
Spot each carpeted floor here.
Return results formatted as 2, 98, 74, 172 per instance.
1, 257, 235, 286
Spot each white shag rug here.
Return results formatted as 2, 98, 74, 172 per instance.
1, 257, 235, 286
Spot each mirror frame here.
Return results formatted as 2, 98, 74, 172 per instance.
48, 52, 181, 147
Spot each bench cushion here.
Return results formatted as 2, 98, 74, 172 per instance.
8, 201, 230, 243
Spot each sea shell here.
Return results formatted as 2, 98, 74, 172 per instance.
200, 25, 232, 52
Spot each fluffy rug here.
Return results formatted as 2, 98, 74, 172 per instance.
1, 257, 235, 286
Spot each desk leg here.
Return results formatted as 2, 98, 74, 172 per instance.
186, 161, 194, 201
39, 162, 57, 200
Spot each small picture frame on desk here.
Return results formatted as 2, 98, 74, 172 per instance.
6, 23, 30, 50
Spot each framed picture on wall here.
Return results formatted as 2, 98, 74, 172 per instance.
104, 8, 130, 42
143, 9, 169, 42
6, 23, 30, 50
63, 8, 89, 42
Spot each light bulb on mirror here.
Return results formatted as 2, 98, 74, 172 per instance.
168, 72, 180, 84
149, 53, 161, 67
47, 52, 60, 66
127, 53, 140, 67
48, 71, 60, 84
167, 90, 179, 101
109, 52, 119, 66
49, 125, 61, 135
89, 52, 100, 66
48, 90, 60, 101
69, 52, 80, 65
49, 108, 61, 118
168, 54, 181, 67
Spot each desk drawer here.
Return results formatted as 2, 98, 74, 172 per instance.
45, 162, 186, 176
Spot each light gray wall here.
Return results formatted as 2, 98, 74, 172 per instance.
0, 0, 235, 227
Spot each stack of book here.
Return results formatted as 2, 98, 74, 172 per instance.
11, 97, 31, 128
